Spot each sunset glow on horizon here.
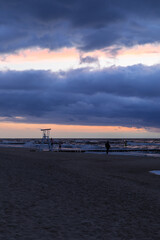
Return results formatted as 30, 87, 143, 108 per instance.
0, 122, 149, 138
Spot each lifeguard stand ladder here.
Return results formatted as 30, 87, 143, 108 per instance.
40, 128, 51, 151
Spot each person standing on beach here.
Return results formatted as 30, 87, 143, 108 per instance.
59, 142, 61, 152
105, 141, 110, 154
50, 138, 54, 151
124, 140, 127, 147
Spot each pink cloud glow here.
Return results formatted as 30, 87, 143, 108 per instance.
0, 43, 160, 71
0, 122, 147, 138
2, 47, 79, 62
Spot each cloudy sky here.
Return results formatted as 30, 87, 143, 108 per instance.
1, 0, 160, 138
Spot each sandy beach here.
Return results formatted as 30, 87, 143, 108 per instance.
0, 148, 160, 239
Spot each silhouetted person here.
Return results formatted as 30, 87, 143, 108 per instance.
105, 141, 110, 154
50, 138, 54, 151
124, 140, 127, 147
59, 142, 61, 152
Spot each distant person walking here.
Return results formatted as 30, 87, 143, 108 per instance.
50, 138, 54, 151
105, 141, 110, 154
124, 140, 127, 147
59, 142, 62, 152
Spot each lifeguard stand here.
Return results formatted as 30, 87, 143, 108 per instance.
40, 128, 52, 151
41, 128, 51, 142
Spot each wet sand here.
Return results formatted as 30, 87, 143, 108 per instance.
0, 148, 160, 239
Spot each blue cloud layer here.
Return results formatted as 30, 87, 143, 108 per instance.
0, 65, 160, 128
0, 0, 160, 52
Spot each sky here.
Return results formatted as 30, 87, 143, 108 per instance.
1, 0, 160, 138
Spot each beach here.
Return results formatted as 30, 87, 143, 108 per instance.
0, 148, 160, 239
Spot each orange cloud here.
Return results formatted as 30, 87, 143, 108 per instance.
0, 122, 147, 138
2, 47, 79, 63
118, 43, 160, 56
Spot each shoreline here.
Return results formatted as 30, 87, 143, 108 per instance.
1, 145, 160, 158
0, 148, 160, 239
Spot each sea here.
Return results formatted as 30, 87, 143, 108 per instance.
1, 138, 160, 157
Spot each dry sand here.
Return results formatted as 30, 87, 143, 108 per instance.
0, 148, 160, 239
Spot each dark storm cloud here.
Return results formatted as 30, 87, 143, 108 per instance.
80, 56, 99, 65
1, 0, 160, 52
1, 65, 160, 128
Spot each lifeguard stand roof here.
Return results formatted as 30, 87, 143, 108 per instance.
41, 128, 51, 131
